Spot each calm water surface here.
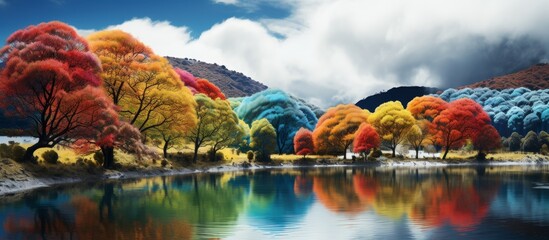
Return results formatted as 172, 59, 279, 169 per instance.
1, 165, 549, 239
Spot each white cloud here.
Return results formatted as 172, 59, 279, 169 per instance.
106, 18, 192, 58
80, 0, 549, 108
213, 0, 239, 5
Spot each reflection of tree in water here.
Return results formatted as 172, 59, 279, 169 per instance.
313, 169, 367, 214
235, 170, 314, 231
408, 169, 499, 231
3, 191, 75, 239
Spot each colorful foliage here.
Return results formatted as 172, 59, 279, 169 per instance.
313, 104, 369, 158
368, 101, 415, 157
406, 96, 448, 121
432, 98, 492, 159
0, 21, 116, 162
352, 123, 380, 156
87, 30, 197, 135
236, 89, 318, 154
293, 128, 314, 157
174, 68, 226, 100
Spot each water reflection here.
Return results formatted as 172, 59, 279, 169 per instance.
1, 166, 549, 239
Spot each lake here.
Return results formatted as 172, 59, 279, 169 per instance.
1, 165, 549, 239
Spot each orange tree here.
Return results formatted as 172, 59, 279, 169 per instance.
313, 104, 369, 159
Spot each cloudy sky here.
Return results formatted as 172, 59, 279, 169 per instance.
1, 0, 549, 107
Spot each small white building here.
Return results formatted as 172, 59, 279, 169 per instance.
406, 150, 440, 159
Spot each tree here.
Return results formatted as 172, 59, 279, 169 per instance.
235, 89, 318, 154
406, 121, 430, 159
184, 94, 231, 163
0, 21, 117, 162
473, 125, 501, 160
406, 96, 448, 121
431, 98, 492, 159
87, 30, 196, 134
368, 101, 415, 157
250, 119, 277, 162
539, 131, 549, 147
352, 123, 380, 161
313, 104, 369, 159
522, 131, 540, 153
508, 132, 522, 151
73, 121, 146, 169
174, 68, 226, 100
208, 107, 246, 162
293, 128, 314, 158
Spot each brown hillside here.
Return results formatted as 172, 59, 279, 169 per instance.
167, 56, 268, 97
460, 63, 549, 90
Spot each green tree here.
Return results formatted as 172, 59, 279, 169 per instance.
522, 131, 540, 153
250, 119, 277, 162
509, 132, 522, 152
184, 94, 231, 163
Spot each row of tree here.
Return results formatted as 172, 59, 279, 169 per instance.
0, 21, 313, 167
437, 87, 549, 136
0, 21, 528, 166
292, 96, 501, 160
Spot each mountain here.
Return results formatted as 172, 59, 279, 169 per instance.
167, 56, 268, 97
459, 63, 549, 90
355, 86, 441, 112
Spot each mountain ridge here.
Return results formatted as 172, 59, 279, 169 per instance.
167, 56, 268, 98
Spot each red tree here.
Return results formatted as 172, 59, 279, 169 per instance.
431, 98, 491, 159
473, 125, 501, 160
174, 68, 226, 100
353, 123, 380, 160
294, 128, 314, 158
195, 78, 226, 100
0, 21, 116, 162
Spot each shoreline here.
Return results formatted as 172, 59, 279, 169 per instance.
2, 155, 549, 197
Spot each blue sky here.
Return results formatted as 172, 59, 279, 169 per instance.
1, 0, 549, 108
0, 0, 289, 41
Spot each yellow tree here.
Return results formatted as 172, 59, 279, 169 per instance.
368, 101, 415, 157
313, 104, 370, 159
406, 120, 431, 159
87, 30, 196, 136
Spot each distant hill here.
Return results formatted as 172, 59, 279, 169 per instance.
459, 63, 549, 90
355, 86, 441, 112
167, 57, 268, 98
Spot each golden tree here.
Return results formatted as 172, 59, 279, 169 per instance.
368, 101, 415, 157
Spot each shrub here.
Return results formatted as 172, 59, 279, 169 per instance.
93, 151, 104, 165
247, 151, 254, 161
161, 159, 168, 167
0, 142, 26, 162
542, 144, 549, 156
42, 150, 59, 164
11, 145, 26, 162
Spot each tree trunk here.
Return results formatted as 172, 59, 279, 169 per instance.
392, 147, 396, 157
442, 147, 449, 159
415, 147, 419, 159
101, 146, 114, 169
163, 140, 170, 159
23, 142, 44, 163
193, 142, 199, 163
343, 150, 347, 160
